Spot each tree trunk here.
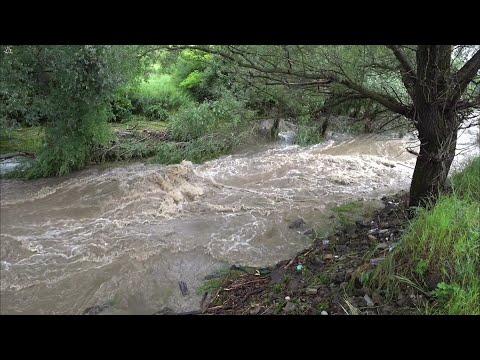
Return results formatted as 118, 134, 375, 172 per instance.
409, 112, 457, 208
271, 117, 280, 139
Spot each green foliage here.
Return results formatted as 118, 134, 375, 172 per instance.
415, 260, 428, 276
295, 124, 324, 145
179, 70, 204, 89
109, 88, 134, 123
372, 158, 480, 314
170, 50, 219, 102
1, 45, 144, 178
132, 73, 192, 120
27, 104, 112, 178
168, 92, 255, 142
432, 282, 460, 304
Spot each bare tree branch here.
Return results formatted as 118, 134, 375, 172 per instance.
450, 48, 480, 104
386, 45, 416, 99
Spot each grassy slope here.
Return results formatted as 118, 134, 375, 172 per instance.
373, 157, 480, 314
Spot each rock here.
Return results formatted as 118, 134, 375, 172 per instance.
370, 257, 385, 266
83, 302, 112, 315
289, 218, 306, 229
324, 254, 334, 260
333, 271, 346, 284
287, 277, 303, 291
336, 237, 348, 245
378, 229, 389, 235
354, 287, 371, 297
364, 294, 375, 307
154, 307, 175, 315
368, 228, 378, 234
322, 240, 330, 245
376, 242, 388, 250
305, 288, 318, 295
303, 228, 315, 237
390, 219, 402, 227
249, 304, 262, 315
283, 302, 298, 314
270, 268, 286, 284
425, 273, 443, 290
355, 220, 369, 228
382, 305, 394, 314
344, 224, 357, 236
368, 234, 377, 241
320, 311, 328, 315
372, 292, 383, 305
335, 244, 347, 253
178, 281, 189, 296
380, 222, 390, 229
354, 296, 367, 307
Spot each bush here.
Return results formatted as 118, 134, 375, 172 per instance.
131, 73, 192, 120
294, 124, 323, 145
25, 103, 111, 178
109, 89, 133, 123
168, 92, 255, 142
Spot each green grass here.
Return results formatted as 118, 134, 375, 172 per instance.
0, 126, 45, 155
371, 157, 480, 314
195, 269, 244, 295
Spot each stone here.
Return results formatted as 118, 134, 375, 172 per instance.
378, 229, 389, 235
320, 311, 328, 315
335, 244, 347, 253
382, 305, 394, 314
289, 218, 306, 229
305, 288, 318, 295
303, 229, 315, 236
425, 273, 443, 290
370, 257, 385, 266
372, 292, 383, 305
368, 234, 377, 241
355, 220, 369, 228
324, 254, 334, 260
333, 271, 346, 284
270, 268, 286, 284
364, 294, 374, 307
283, 302, 298, 314
376, 242, 388, 250
354, 296, 367, 307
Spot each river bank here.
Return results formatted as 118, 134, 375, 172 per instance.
200, 191, 415, 315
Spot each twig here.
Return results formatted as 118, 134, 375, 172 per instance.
223, 277, 268, 291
